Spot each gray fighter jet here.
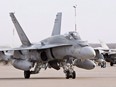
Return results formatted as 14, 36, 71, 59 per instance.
0, 12, 96, 79
98, 41, 116, 66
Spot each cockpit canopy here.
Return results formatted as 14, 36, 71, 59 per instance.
65, 31, 81, 40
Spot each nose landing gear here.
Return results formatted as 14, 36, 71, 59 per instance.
62, 62, 76, 79
65, 70, 76, 79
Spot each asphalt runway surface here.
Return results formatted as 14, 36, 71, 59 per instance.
0, 64, 116, 87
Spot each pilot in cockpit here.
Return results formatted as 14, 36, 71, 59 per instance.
67, 31, 81, 40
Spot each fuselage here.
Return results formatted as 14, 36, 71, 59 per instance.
40, 32, 96, 61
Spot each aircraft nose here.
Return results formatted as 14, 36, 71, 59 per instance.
80, 46, 96, 59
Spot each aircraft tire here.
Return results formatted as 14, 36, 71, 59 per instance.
101, 62, 106, 68
110, 62, 114, 66
66, 71, 70, 79
72, 71, 76, 79
24, 70, 30, 79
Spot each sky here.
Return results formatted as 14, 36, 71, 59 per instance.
0, 0, 116, 47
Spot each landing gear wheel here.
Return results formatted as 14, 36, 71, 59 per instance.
66, 71, 70, 79
24, 70, 31, 79
101, 62, 106, 68
72, 71, 76, 79
65, 70, 76, 79
110, 62, 114, 66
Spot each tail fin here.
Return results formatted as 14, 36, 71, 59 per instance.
99, 40, 109, 49
51, 12, 62, 36
10, 13, 31, 46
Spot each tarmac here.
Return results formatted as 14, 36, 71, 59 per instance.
0, 64, 116, 87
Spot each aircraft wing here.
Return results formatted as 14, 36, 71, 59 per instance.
0, 44, 72, 51
94, 47, 109, 51
0, 43, 72, 62
108, 52, 116, 55
14, 44, 72, 50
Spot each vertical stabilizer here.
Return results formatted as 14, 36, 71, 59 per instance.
51, 12, 62, 36
10, 13, 31, 46
99, 40, 109, 49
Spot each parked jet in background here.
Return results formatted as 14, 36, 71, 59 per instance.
93, 41, 107, 68
99, 41, 116, 66
0, 12, 96, 79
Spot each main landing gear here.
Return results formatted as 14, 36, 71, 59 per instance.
24, 63, 47, 79
24, 62, 76, 79
24, 70, 31, 79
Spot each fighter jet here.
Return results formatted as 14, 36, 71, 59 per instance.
98, 41, 116, 66
92, 40, 116, 68
0, 12, 96, 79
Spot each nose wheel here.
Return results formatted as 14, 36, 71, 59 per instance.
62, 61, 76, 79
66, 70, 76, 79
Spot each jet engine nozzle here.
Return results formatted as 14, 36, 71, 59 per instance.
79, 46, 96, 59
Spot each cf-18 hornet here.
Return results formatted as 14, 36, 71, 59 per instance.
0, 12, 96, 79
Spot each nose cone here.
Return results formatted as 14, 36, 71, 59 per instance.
80, 46, 96, 59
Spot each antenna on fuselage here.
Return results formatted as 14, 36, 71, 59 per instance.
73, 4, 77, 32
